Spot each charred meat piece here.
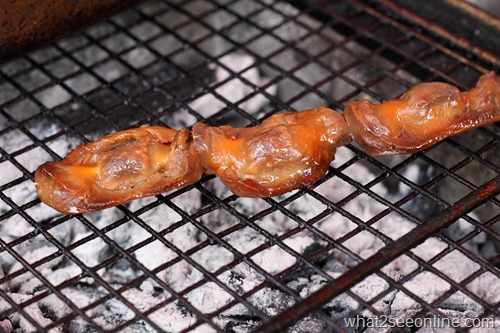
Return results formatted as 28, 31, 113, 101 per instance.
34, 126, 202, 214
344, 72, 500, 156
192, 107, 351, 197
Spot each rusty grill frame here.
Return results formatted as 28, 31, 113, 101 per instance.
0, 0, 499, 332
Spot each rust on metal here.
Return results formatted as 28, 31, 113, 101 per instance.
375, 0, 500, 67
254, 176, 500, 333
0, 0, 144, 61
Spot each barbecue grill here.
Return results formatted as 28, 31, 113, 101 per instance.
0, 0, 499, 332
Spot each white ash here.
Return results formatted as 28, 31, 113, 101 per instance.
432, 250, 481, 283
106, 190, 203, 273
34, 85, 72, 110
466, 271, 500, 305
1, 133, 498, 332
0, 292, 62, 333
187, 53, 277, 121
0, 121, 78, 218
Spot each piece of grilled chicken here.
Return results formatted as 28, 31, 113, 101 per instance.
34, 127, 202, 214
193, 106, 351, 197
344, 71, 500, 156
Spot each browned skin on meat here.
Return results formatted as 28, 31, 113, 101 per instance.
344, 72, 500, 156
192, 106, 351, 197
34, 73, 500, 213
34, 126, 202, 214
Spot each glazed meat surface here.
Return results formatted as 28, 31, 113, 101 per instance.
192, 107, 351, 197
344, 72, 500, 156
34, 126, 202, 214
34, 72, 499, 214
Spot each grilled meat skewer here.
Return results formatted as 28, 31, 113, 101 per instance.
34, 72, 500, 214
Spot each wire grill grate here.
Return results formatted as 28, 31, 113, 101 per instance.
0, 0, 499, 332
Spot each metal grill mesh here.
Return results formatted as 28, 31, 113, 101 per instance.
0, 0, 498, 332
